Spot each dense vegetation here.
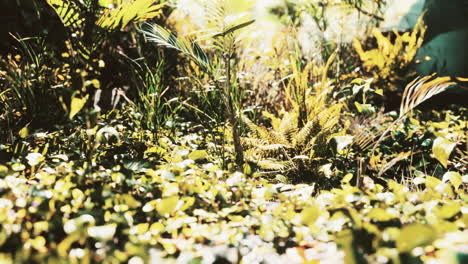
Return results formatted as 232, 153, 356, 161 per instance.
0, 0, 466, 263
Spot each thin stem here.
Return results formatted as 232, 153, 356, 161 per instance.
351, 3, 384, 21
225, 53, 244, 169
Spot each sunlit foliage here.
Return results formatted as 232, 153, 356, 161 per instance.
0, 0, 467, 263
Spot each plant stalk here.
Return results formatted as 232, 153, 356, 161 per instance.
225, 54, 244, 169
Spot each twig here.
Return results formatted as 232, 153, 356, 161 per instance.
352, 4, 384, 21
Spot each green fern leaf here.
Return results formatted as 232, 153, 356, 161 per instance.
97, 0, 165, 30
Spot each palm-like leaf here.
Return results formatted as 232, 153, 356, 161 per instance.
47, 0, 85, 28
47, 0, 165, 59
97, 0, 165, 30
141, 23, 211, 72
200, 0, 255, 54
400, 75, 456, 117
369, 75, 456, 163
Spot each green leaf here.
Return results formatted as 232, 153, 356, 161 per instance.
96, 126, 120, 142
69, 94, 89, 120
301, 205, 321, 226
18, 127, 29, 138
213, 19, 255, 38
188, 150, 208, 161
156, 196, 179, 216
11, 163, 26, 171
341, 173, 354, 184
425, 176, 442, 189
396, 224, 437, 252
0, 165, 8, 176
97, 0, 164, 30
142, 24, 211, 72
432, 137, 456, 168
46, 0, 83, 28
26, 153, 45, 166
442, 172, 462, 189
354, 102, 375, 114
142, 200, 157, 213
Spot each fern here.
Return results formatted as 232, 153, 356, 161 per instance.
243, 103, 343, 179
353, 13, 426, 90
257, 159, 290, 171
242, 41, 345, 180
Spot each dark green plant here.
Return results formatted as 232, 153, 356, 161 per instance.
0, 36, 72, 133
129, 58, 183, 136
45, 0, 166, 60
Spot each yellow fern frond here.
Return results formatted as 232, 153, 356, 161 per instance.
257, 159, 290, 171
294, 119, 316, 147
277, 111, 298, 137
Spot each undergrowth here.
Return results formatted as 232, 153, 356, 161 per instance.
0, 0, 467, 263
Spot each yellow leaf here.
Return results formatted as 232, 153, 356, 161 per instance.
425, 176, 442, 189
442, 172, 462, 189
69, 94, 89, 119
341, 173, 354, 185
188, 150, 208, 161
30, 236, 47, 252
396, 224, 436, 252
156, 196, 179, 216
301, 205, 320, 226
367, 208, 398, 222
432, 137, 456, 168
434, 202, 461, 219
18, 127, 29, 138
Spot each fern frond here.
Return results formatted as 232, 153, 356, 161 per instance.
257, 144, 289, 152
277, 111, 298, 136
318, 104, 342, 128
294, 119, 316, 147
369, 75, 455, 159
242, 115, 287, 145
242, 115, 271, 139
201, 0, 255, 53
244, 148, 261, 161
377, 152, 412, 177
262, 111, 281, 130
241, 137, 269, 148
257, 159, 290, 171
